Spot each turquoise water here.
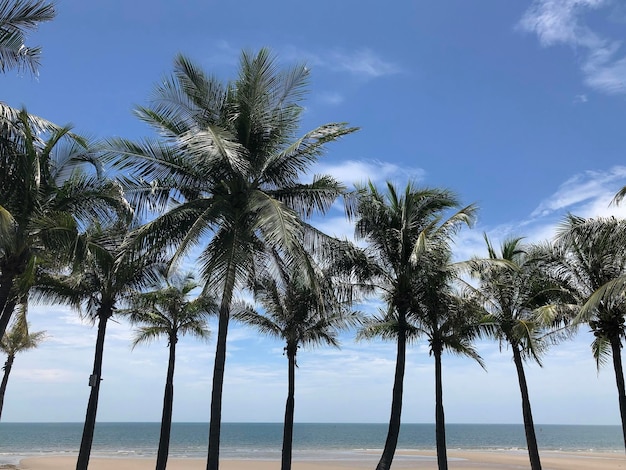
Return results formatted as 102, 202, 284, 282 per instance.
0, 422, 622, 464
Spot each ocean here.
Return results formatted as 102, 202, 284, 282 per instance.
0, 422, 622, 464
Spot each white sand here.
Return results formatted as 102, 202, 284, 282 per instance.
17, 451, 626, 470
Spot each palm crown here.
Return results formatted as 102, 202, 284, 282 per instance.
112, 49, 357, 297
0, 304, 45, 356
0, 108, 128, 338
108, 49, 357, 469
123, 272, 214, 348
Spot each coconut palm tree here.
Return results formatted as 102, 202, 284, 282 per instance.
0, 107, 126, 340
0, 0, 55, 74
469, 235, 568, 470
107, 49, 356, 470
233, 253, 359, 470
121, 272, 214, 470
411, 247, 484, 470
35, 221, 164, 470
550, 215, 626, 451
351, 181, 474, 470
0, 300, 45, 420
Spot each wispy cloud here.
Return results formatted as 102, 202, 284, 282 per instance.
204, 42, 400, 80
313, 159, 425, 187
530, 165, 626, 217
456, 166, 626, 260
519, 0, 626, 95
573, 93, 589, 103
282, 46, 400, 79
328, 49, 400, 78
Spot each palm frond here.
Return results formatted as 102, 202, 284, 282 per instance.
0, 0, 55, 74
591, 335, 611, 370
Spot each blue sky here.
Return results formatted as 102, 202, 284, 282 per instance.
4, 0, 626, 425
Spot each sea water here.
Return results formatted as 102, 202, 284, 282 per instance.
0, 422, 622, 464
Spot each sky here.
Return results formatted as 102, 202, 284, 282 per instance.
3, 0, 626, 425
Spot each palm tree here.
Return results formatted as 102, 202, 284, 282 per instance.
0, 300, 45, 420
411, 247, 484, 470
550, 215, 626, 451
0, 0, 55, 74
233, 254, 358, 470
469, 235, 567, 470
35, 222, 163, 470
108, 49, 356, 470
121, 272, 214, 470
351, 181, 474, 470
0, 108, 126, 340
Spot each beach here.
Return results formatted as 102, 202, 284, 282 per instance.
17, 451, 626, 470
5, 423, 626, 469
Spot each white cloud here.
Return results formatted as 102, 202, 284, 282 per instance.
519, 0, 626, 95
530, 166, 626, 217
584, 54, 626, 93
282, 46, 400, 79
573, 93, 588, 102
313, 159, 425, 187
519, 0, 606, 47
462, 166, 626, 260
329, 49, 400, 78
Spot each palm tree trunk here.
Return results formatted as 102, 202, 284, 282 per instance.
0, 262, 15, 324
0, 297, 17, 342
609, 336, 626, 451
512, 345, 541, 470
156, 334, 177, 470
376, 321, 406, 470
207, 277, 236, 470
281, 345, 297, 470
0, 354, 15, 421
434, 347, 448, 470
76, 311, 109, 470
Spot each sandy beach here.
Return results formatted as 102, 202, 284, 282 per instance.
17, 451, 626, 470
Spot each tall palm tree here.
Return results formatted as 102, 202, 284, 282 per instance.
351, 181, 474, 470
0, 108, 126, 340
108, 49, 356, 470
233, 254, 358, 470
469, 235, 567, 470
35, 222, 163, 470
411, 247, 484, 470
0, 300, 45, 420
121, 272, 214, 470
0, 0, 55, 74
550, 215, 626, 451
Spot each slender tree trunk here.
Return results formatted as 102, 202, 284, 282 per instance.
76, 312, 109, 470
434, 347, 448, 470
156, 334, 177, 470
207, 278, 235, 470
281, 345, 296, 470
512, 345, 542, 470
0, 354, 15, 421
0, 297, 17, 342
609, 336, 626, 452
376, 319, 406, 470
0, 264, 16, 318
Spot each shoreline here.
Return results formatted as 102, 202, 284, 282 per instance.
16, 451, 626, 470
